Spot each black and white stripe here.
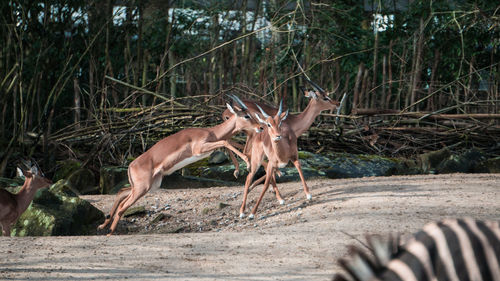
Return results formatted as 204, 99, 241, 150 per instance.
334, 218, 500, 281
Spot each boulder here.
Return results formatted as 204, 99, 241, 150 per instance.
275, 166, 325, 183
0, 177, 24, 190
183, 158, 254, 184
323, 153, 403, 179
100, 166, 129, 194
473, 156, 500, 173
208, 150, 229, 165
418, 147, 450, 173
11, 180, 104, 236
436, 148, 486, 174
53, 159, 82, 182
162, 171, 240, 188
66, 168, 98, 195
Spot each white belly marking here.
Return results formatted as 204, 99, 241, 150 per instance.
278, 162, 288, 168
163, 153, 211, 175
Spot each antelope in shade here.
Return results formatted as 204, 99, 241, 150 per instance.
0, 161, 52, 236
98, 95, 264, 235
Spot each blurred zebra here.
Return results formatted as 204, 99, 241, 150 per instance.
334, 218, 500, 281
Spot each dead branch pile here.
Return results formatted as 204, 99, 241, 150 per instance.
304, 110, 500, 157
47, 95, 500, 166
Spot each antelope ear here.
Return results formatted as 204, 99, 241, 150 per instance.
16, 167, 25, 178
304, 90, 317, 99
226, 103, 236, 115
31, 165, 39, 175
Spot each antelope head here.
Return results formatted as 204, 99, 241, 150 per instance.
303, 77, 340, 111
17, 159, 52, 189
255, 99, 289, 142
226, 94, 264, 133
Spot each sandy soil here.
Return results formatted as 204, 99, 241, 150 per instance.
1, 173, 499, 280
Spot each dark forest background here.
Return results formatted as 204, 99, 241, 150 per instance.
1, 0, 499, 177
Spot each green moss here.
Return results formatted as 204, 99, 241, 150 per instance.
53, 160, 82, 182
11, 180, 104, 236
0, 177, 24, 189
298, 151, 314, 159
185, 158, 210, 170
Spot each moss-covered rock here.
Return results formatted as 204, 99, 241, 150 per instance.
11, 180, 104, 236
0, 177, 24, 189
66, 168, 98, 195
184, 159, 253, 184
53, 159, 82, 182
323, 153, 403, 179
473, 156, 500, 173
208, 150, 229, 165
100, 166, 129, 194
436, 148, 486, 174
418, 148, 451, 173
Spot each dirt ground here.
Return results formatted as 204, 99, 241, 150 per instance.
1, 173, 499, 280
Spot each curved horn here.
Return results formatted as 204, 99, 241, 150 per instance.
276, 99, 283, 117
303, 75, 325, 93
229, 94, 248, 111
255, 104, 270, 119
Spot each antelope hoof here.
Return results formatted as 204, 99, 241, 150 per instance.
233, 170, 239, 179
248, 214, 255, 220
306, 194, 312, 200
239, 213, 245, 219
279, 199, 285, 205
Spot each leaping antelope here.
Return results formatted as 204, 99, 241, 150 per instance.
98, 95, 264, 235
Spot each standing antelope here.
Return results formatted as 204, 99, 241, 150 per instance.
98, 96, 264, 236
0, 162, 52, 236
223, 78, 339, 206
239, 101, 307, 219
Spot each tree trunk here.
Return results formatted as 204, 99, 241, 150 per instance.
352, 63, 364, 111
169, 50, 176, 98
409, 17, 424, 111
73, 77, 81, 129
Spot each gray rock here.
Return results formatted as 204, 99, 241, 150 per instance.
100, 166, 128, 194
473, 156, 500, 173
53, 160, 82, 182
323, 153, 403, 179
123, 206, 146, 217
66, 168, 98, 195
208, 150, 228, 165
418, 148, 451, 173
436, 149, 486, 174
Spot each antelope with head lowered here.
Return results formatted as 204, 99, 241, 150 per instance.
0, 160, 52, 236
98, 95, 264, 235
222, 78, 339, 210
